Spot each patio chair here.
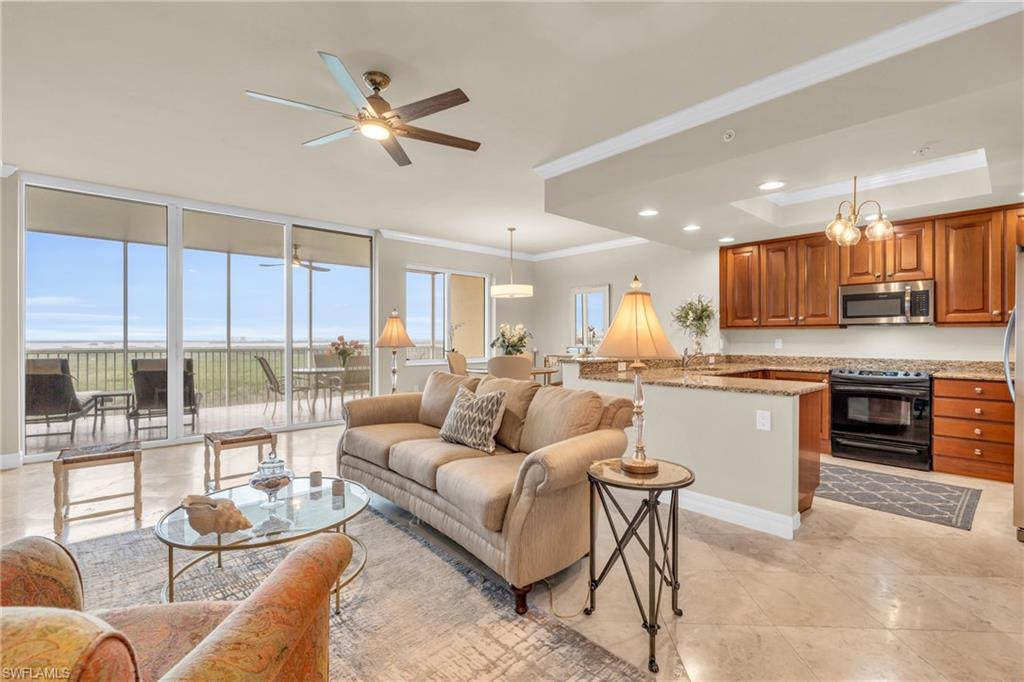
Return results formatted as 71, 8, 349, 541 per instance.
446, 351, 468, 375
128, 358, 201, 434
313, 353, 344, 412
341, 355, 370, 402
255, 356, 311, 419
24, 359, 96, 443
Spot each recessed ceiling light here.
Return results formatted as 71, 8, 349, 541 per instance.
682, 224, 701, 232
718, 236, 736, 243
758, 180, 786, 191
638, 209, 659, 217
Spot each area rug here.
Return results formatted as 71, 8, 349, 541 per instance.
69, 507, 646, 681
817, 462, 982, 530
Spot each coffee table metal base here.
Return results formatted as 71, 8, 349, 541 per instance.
162, 526, 366, 614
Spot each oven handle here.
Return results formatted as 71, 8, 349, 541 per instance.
833, 437, 923, 455
830, 384, 930, 398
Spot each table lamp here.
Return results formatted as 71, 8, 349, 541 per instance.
376, 309, 415, 394
594, 276, 678, 474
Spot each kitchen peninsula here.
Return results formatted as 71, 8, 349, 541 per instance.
563, 358, 826, 539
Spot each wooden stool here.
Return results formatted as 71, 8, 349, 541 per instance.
204, 428, 277, 492
53, 441, 142, 537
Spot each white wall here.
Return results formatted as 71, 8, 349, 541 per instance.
531, 243, 1008, 362
376, 236, 534, 393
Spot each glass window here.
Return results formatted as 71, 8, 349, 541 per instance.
572, 285, 610, 347
406, 268, 487, 360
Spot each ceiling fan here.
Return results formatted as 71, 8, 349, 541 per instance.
260, 245, 330, 272
246, 51, 480, 167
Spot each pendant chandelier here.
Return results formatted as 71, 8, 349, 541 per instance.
824, 176, 894, 246
490, 227, 533, 298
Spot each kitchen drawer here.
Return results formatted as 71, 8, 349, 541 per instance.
933, 455, 1012, 483
933, 397, 1014, 423
933, 378, 1012, 402
933, 417, 1014, 443
770, 371, 828, 383
932, 435, 1013, 465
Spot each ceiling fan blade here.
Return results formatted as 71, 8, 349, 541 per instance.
259, 263, 284, 267
379, 135, 412, 166
317, 51, 376, 116
302, 127, 357, 147
245, 90, 357, 120
384, 89, 469, 124
305, 264, 331, 272
395, 125, 480, 152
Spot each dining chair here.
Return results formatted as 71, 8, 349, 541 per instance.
255, 356, 311, 419
446, 351, 468, 375
486, 355, 532, 380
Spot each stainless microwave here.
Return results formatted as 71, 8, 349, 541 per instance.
839, 280, 934, 325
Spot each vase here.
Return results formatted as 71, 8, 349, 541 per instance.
692, 336, 704, 355
249, 449, 294, 511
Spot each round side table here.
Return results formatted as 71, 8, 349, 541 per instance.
586, 457, 695, 674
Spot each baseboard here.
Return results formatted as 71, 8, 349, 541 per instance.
22, 452, 56, 465
0, 451, 24, 470
678, 489, 801, 540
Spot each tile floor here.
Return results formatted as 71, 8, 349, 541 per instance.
1, 428, 1021, 681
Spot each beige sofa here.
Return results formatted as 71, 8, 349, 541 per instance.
337, 371, 632, 613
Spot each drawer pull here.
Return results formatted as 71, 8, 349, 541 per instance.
974, 428, 983, 435
974, 407, 983, 415
974, 448, 982, 456
974, 387, 983, 394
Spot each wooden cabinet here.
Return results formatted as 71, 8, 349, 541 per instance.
840, 239, 884, 285
769, 370, 831, 453
797, 236, 840, 326
720, 245, 760, 327
887, 221, 934, 281
760, 240, 798, 326
935, 211, 1004, 324
932, 378, 1014, 482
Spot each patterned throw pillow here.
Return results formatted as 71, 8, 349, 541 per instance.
439, 386, 508, 453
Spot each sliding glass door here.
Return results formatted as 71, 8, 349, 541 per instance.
21, 179, 374, 455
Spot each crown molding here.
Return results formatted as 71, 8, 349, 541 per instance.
379, 229, 648, 262
531, 237, 649, 262
533, 2, 1022, 180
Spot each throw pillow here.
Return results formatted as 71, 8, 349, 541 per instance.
475, 376, 540, 452
440, 386, 508, 453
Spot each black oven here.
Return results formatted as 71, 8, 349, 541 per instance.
830, 368, 932, 471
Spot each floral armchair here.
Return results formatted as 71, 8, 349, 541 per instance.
0, 534, 351, 681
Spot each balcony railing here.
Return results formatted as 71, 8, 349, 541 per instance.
26, 345, 363, 409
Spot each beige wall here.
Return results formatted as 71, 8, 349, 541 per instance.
376, 236, 534, 392
449, 273, 486, 358
1, 177, 21, 465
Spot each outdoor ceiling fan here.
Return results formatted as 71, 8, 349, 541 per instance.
259, 245, 330, 272
246, 51, 480, 167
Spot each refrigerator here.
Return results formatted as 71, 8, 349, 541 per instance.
1011, 246, 1024, 543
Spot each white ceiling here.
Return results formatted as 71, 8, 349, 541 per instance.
1, 2, 949, 254
542, 8, 1024, 248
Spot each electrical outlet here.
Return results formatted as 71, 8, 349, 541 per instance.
756, 410, 772, 431
617, 361, 628, 372
774, 338, 783, 350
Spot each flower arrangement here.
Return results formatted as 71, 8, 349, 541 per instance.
672, 295, 716, 354
490, 323, 532, 356
328, 335, 364, 366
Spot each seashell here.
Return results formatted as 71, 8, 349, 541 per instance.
182, 495, 253, 535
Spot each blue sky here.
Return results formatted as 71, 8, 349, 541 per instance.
26, 232, 371, 347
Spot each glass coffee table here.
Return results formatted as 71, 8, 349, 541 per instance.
155, 477, 369, 613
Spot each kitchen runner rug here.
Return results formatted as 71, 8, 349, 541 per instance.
69, 507, 646, 682
817, 462, 982, 530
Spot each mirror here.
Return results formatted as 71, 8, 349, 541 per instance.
571, 285, 611, 347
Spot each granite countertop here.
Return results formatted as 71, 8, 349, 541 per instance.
568, 353, 1009, 396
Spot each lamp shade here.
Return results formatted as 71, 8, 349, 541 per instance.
594, 276, 677, 360
490, 283, 534, 298
376, 309, 415, 348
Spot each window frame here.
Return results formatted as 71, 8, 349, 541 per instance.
570, 284, 611, 347
405, 264, 491, 366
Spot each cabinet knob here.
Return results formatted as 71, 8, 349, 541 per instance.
789, 316, 795, 321
753, 317, 759, 322
875, 273, 882, 278
974, 428, 983, 435
974, 387, 983, 394
974, 448, 982, 456
974, 407, 983, 415
799, 316, 805, 320
993, 310, 1001, 315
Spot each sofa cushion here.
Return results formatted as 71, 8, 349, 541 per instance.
599, 395, 634, 430
476, 376, 540, 452
519, 386, 604, 453
389, 438, 506, 490
436, 453, 528, 532
419, 372, 482, 428
343, 423, 440, 469
439, 386, 507, 453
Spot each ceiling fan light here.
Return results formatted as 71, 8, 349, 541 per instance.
490, 283, 534, 298
824, 214, 851, 242
359, 120, 391, 140
864, 216, 895, 241
836, 223, 862, 247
